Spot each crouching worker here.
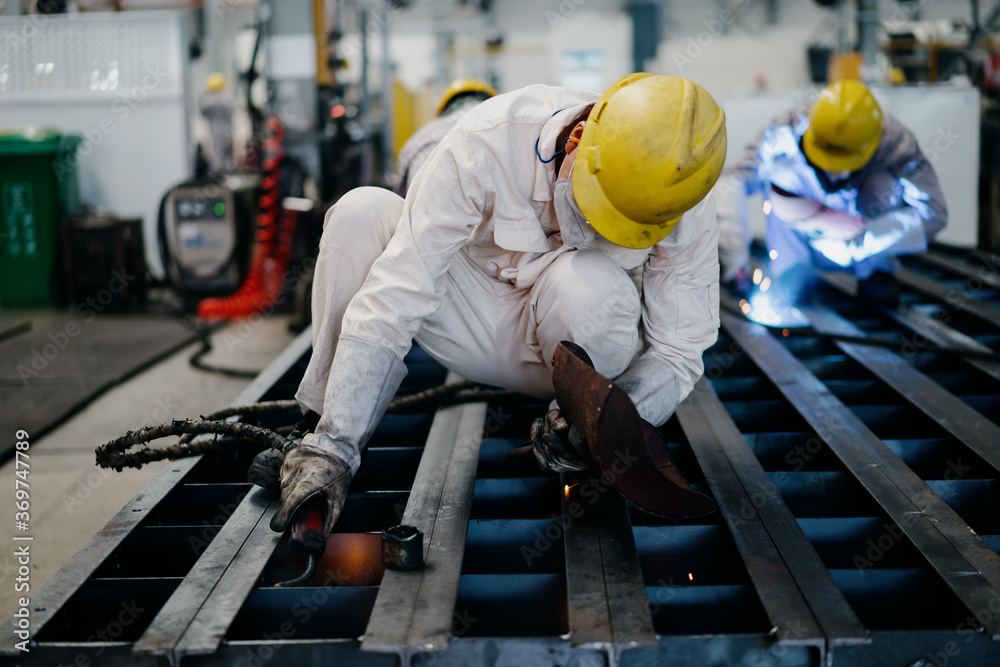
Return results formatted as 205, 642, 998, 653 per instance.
716, 80, 947, 307
269, 73, 727, 538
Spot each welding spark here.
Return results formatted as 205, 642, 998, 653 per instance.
752, 268, 763, 285
769, 249, 778, 260
688, 572, 694, 581
741, 290, 810, 328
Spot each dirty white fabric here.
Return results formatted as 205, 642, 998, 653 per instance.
301, 337, 407, 474
716, 107, 947, 280
296, 84, 720, 473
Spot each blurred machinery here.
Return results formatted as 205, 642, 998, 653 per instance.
158, 175, 257, 305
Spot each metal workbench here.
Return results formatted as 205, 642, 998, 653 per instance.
4, 244, 1000, 666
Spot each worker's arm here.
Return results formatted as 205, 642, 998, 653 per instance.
855, 122, 947, 255
809, 122, 949, 267
615, 193, 721, 426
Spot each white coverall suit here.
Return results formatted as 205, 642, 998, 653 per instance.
717, 106, 947, 281
295, 85, 721, 474
392, 97, 484, 197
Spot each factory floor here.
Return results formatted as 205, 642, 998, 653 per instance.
0, 314, 297, 623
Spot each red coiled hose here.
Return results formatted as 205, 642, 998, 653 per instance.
198, 116, 299, 320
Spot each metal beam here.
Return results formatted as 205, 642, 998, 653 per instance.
816, 269, 1000, 384
886, 307, 1000, 384
129, 330, 316, 656
561, 470, 656, 647
799, 304, 1000, 475
721, 311, 1000, 636
676, 379, 868, 647
916, 252, 1000, 291
895, 266, 1000, 330
0, 328, 316, 656
362, 373, 487, 651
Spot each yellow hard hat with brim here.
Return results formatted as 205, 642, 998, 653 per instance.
571, 74, 727, 249
436, 79, 497, 116
802, 80, 883, 173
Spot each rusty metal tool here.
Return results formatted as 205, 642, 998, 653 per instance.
552, 340, 716, 519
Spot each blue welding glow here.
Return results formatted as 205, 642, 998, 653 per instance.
742, 289, 810, 328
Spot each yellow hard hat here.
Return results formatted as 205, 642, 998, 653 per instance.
571, 73, 727, 249
206, 73, 226, 92
436, 79, 497, 116
803, 80, 883, 173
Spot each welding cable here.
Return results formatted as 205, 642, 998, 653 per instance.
101, 383, 527, 470
274, 554, 318, 588
177, 399, 300, 445
188, 325, 262, 379
95, 419, 284, 471
182, 382, 525, 432
197, 115, 299, 320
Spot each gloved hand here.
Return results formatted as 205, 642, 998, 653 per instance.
269, 444, 352, 537
529, 409, 590, 472
247, 410, 320, 491
789, 206, 866, 241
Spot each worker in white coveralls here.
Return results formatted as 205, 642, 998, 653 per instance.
270, 73, 728, 537
716, 80, 947, 307
392, 79, 497, 196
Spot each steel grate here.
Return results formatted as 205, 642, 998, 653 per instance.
6, 244, 1000, 666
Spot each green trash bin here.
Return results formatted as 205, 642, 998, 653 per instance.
0, 129, 82, 307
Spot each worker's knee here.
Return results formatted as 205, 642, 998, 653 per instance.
537, 250, 641, 378
544, 250, 640, 316
323, 186, 404, 244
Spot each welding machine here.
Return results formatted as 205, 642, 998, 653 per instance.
158, 174, 257, 303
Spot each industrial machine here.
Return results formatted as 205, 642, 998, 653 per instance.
157, 175, 257, 304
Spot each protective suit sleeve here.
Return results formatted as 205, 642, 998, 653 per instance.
618, 194, 721, 426
815, 121, 949, 268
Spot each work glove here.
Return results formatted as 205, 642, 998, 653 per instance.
789, 206, 866, 242
247, 410, 320, 491
270, 444, 352, 537
529, 409, 591, 473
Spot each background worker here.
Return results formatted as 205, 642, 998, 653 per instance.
716, 80, 947, 307
391, 79, 497, 196
269, 74, 728, 537
199, 72, 234, 174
